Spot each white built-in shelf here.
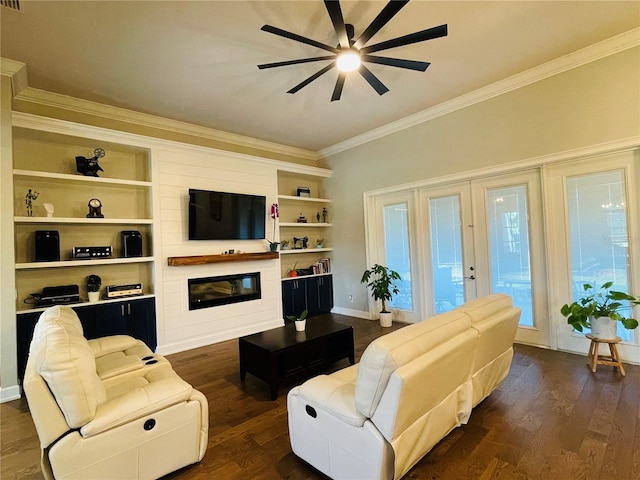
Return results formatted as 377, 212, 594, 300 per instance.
280, 248, 333, 255
280, 222, 332, 227
13, 169, 151, 187
15, 216, 153, 224
16, 294, 156, 315
281, 273, 332, 282
278, 194, 331, 203
16, 256, 155, 270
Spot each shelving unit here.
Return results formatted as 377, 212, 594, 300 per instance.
277, 169, 333, 318
12, 122, 155, 313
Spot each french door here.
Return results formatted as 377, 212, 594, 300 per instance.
545, 152, 639, 362
418, 171, 549, 346
369, 170, 549, 346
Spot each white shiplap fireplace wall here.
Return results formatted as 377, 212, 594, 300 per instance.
154, 146, 283, 355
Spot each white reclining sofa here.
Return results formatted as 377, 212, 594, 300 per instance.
23, 306, 208, 480
288, 294, 520, 479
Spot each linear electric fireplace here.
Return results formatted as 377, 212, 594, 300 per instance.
188, 272, 261, 310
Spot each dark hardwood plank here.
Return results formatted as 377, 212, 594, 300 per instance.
2, 313, 639, 480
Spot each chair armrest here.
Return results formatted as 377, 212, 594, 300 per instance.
80, 377, 193, 437
88, 335, 143, 358
298, 375, 366, 427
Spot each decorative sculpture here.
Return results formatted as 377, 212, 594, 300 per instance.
25, 189, 39, 216
76, 148, 106, 177
293, 236, 309, 249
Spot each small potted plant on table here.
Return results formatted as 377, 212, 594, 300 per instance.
287, 309, 308, 332
87, 274, 102, 302
361, 264, 401, 327
561, 281, 639, 338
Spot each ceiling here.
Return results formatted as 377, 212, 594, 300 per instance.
1, 1, 639, 153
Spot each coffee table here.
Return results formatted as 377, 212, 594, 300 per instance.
239, 318, 355, 400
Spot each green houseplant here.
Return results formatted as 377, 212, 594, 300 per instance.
287, 309, 308, 332
560, 281, 639, 337
361, 264, 401, 327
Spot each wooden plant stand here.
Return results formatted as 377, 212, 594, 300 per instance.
586, 334, 626, 376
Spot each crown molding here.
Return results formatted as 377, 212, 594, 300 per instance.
0, 57, 28, 96
0, 59, 321, 162
11, 111, 332, 178
321, 27, 640, 157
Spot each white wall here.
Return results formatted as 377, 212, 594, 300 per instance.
152, 146, 283, 354
326, 47, 640, 315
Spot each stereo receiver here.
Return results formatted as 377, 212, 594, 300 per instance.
106, 283, 143, 298
73, 246, 112, 259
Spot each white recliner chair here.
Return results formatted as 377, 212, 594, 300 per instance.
287, 294, 521, 479
23, 306, 208, 480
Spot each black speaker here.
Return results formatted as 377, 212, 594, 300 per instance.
35, 230, 60, 262
121, 230, 143, 258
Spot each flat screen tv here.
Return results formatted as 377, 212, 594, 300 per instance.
188, 189, 266, 240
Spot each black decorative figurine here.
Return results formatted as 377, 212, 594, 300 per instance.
76, 148, 106, 177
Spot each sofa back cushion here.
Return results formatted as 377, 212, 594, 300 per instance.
30, 306, 106, 428
355, 310, 472, 417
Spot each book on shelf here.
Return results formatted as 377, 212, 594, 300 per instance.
312, 257, 331, 275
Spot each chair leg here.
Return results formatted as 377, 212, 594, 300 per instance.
591, 342, 599, 373
609, 343, 626, 376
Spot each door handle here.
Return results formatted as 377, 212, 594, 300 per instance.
465, 275, 475, 280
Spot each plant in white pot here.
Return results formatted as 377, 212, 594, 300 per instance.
561, 281, 639, 339
87, 274, 102, 302
361, 264, 401, 327
287, 309, 308, 332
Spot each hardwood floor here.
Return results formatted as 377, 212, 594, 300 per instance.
2, 313, 639, 479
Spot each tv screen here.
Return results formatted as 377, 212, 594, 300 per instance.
188, 189, 266, 240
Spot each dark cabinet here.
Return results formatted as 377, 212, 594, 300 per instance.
307, 275, 334, 317
281, 275, 333, 320
282, 279, 308, 319
16, 297, 157, 380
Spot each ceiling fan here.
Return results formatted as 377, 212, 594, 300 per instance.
257, 0, 448, 101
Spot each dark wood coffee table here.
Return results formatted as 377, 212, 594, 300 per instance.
239, 318, 355, 400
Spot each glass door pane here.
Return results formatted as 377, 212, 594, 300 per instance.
486, 186, 533, 326
429, 195, 465, 313
384, 203, 412, 311
567, 170, 633, 341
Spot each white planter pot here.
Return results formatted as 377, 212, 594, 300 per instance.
88, 291, 101, 303
379, 311, 393, 328
590, 315, 617, 339
295, 319, 306, 331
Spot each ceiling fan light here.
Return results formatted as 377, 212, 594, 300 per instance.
337, 50, 361, 72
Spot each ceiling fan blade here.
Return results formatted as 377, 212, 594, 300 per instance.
358, 64, 389, 96
324, 0, 350, 49
361, 24, 448, 55
258, 56, 336, 70
261, 25, 338, 54
287, 63, 336, 94
361, 55, 430, 72
353, 0, 409, 50
331, 72, 346, 101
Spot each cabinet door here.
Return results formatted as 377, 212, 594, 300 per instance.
282, 280, 307, 319
127, 298, 157, 351
95, 303, 129, 337
307, 276, 334, 316
317, 275, 333, 313
16, 312, 41, 381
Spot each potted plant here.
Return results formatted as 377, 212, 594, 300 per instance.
267, 203, 280, 252
560, 281, 639, 338
87, 274, 102, 302
361, 264, 401, 327
286, 309, 308, 332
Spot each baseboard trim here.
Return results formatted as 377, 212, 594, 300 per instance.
331, 307, 372, 320
0, 385, 21, 403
